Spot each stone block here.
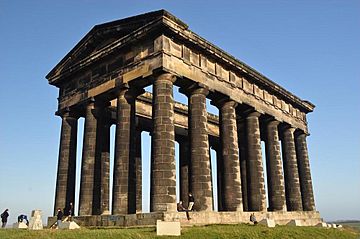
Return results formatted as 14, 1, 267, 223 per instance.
58, 221, 80, 230
287, 219, 303, 226
259, 219, 276, 227
13, 222, 28, 229
316, 222, 328, 227
28, 210, 43, 230
156, 220, 181, 236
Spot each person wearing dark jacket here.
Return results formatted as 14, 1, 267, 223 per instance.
1, 209, 9, 228
56, 208, 63, 227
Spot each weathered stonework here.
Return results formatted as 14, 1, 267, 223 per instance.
150, 73, 177, 212
47, 10, 318, 226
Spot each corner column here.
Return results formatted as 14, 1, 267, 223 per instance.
79, 100, 97, 215
265, 120, 286, 211
295, 132, 316, 211
246, 111, 266, 211
219, 100, 243, 211
281, 126, 303, 211
188, 87, 213, 211
150, 73, 177, 212
54, 111, 77, 215
113, 87, 137, 214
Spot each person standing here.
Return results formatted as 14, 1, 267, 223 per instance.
56, 208, 63, 227
188, 192, 195, 211
1, 209, 9, 228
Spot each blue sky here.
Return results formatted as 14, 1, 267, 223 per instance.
0, 0, 359, 223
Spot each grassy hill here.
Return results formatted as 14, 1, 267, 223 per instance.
0, 224, 359, 239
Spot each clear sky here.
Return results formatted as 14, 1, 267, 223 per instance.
0, 0, 359, 224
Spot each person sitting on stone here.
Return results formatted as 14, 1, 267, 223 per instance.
177, 201, 190, 220
17, 214, 29, 225
250, 213, 258, 225
188, 192, 195, 211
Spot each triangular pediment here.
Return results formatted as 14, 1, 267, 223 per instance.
46, 10, 187, 81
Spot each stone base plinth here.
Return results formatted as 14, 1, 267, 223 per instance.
156, 220, 181, 236
47, 211, 321, 228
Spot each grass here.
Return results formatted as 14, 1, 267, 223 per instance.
0, 224, 359, 239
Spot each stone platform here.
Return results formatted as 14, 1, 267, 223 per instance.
48, 211, 322, 228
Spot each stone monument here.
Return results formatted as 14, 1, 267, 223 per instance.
28, 210, 43, 230
46, 9, 321, 227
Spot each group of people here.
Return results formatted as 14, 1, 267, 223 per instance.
56, 202, 74, 227
1, 209, 30, 228
176, 192, 195, 220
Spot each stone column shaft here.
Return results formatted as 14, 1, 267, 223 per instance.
100, 123, 110, 215
219, 101, 242, 211
246, 112, 266, 211
54, 113, 77, 215
150, 73, 177, 212
79, 101, 97, 216
282, 127, 303, 211
113, 89, 136, 214
295, 133, 316, 211
179, 140, 190, 207
265, 120, 286, 211
188, 87, 213, 211
135, 129, 142, 213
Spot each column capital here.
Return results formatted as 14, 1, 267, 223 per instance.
266, 119, 280, 127
211, 98, 238, 109
179, 83, 209, 97
281, 124, 296, 134
154, 72, 176, 83
246, 110, 261, 118
116, 84, 145, 102
294, 129, 310, 137
56, 107, 79, 119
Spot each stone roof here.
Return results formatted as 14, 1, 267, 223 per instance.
46, 9, 314, 113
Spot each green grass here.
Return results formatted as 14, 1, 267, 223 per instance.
0, 224, 359, 239
341, 222, 360, 232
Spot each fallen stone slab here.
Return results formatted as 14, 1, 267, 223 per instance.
259, 219, 276, 227
58, 221, 80, 230
13, 222, 28, 229
316, 222, 328, 227
287, 219, 303, 226
156, 220, 181, 236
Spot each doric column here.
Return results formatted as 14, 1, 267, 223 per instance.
92, 107, 110, 215
295, 132, 316, 211
100, 122, 110, 215
179, 138, 190, 207
79, 100, 97, 215
54, 111, 77, 215
246, 111, 266, 211
150, 73, 177, 212
265, 120, 286, 211
188, 86, 213, 211
135, 128, 142, 213
281, 126, 303, 211
113, 87, 137, 214
237, 120, 248, 211
219, 100, 242, 211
